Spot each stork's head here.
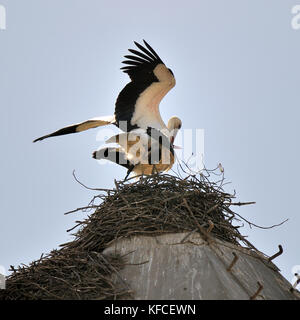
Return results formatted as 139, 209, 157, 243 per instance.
167, 116, 182, 146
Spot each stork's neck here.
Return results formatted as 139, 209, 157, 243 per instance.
131, 81, 172, 131
148, 106, 167, 129
132, 103, 167, 130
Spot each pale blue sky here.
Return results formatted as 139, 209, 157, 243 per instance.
0, 0, 299, 284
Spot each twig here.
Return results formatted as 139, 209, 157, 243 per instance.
72, 170, 113, 192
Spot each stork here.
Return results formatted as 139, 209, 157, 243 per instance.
33, 40, 182, 178
94, 116, 182, 178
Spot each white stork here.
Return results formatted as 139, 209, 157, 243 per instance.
34, 40, 182, 178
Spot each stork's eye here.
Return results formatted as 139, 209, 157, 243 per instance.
168, 68, 174, 76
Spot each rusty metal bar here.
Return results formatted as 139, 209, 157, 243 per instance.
250, 281, 263, 300
268, 245, 283, 262
227, 252, 239, 272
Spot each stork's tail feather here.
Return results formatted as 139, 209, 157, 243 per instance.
92, 147, 134, 170
33, 125, 78, 142
33, 115, 115, 143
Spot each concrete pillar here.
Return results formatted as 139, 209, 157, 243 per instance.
103, 233, 299, 300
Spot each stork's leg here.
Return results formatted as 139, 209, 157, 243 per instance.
124, 165, 135, 180
151, 164, 159, 175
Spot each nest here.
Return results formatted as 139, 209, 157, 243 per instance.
0, 170, 259, 300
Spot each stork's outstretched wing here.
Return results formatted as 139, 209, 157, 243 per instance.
115, 40, 176, 132
33, 115, 115, 142
33, 40, 177, 153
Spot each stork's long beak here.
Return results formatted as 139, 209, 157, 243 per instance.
170, 136, 182, 149
173, 145, 182, 149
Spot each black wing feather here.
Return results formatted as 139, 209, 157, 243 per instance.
134, 41, 158, 61
121, 40, 164, 81
123, 55, 148, 64
128, 49, 153, 63
115, 40, 168, 131
122, 60, 141, 66
143, 40, 161, 60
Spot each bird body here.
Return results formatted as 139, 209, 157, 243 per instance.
97, 119, 180, 178
34, 40, 181, 178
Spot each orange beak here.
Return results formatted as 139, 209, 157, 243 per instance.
170, 136, 182, 149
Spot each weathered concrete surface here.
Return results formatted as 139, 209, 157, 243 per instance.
0, 274, 5, 290
103, 233, 300, 300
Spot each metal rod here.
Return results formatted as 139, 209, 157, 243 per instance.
268, 245, 283, 262
227, 252, 239, 272
250, 281, 263, 300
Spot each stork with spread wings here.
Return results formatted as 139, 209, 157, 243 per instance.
34, 40, 182, 178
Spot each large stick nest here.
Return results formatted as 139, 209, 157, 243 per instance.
0, 170, 260, 300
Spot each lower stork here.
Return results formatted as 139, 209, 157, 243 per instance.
93, 116, 181, 178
